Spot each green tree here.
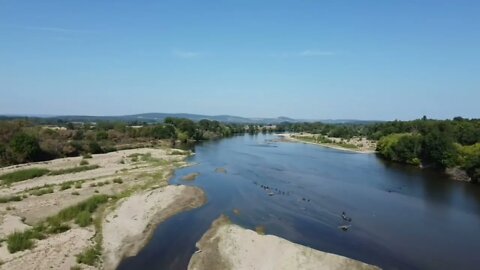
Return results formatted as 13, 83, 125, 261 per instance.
9, 133, 41, 162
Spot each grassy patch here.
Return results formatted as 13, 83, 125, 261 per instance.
47, 195, 109, 228
30, 187, 54, 196
49, 165, 100, 176
75, 211, 91, 227
6, 195, 110, 254
0, 195, 22, 203
75, 182, 82, 189
0, 168, 50, 184
60, 181, 73, 190
76, 246, 101, 266
6, 227, 45, 253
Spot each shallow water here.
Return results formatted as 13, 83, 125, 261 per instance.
118, 134, 480, 270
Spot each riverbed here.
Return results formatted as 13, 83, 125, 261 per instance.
118, 134, 480, 270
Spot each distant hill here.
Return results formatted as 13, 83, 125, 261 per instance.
0, 113, 381, 125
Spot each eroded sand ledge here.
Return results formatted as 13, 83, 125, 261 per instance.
103, 185, 205, 270
188, 216, 381, 270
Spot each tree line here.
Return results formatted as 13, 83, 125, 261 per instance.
0, 118, 244, 167
276, 117, 480, 182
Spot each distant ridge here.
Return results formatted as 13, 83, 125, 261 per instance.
0, 113, 382, 124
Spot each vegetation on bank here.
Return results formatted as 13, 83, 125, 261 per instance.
0, 165, 100, 185
5, 195, 110, 253
1, 116, 479, 182
292, 134, 359, 150
0, 168, 50, 184
279, 117, 480, 182
0, 118, 244, 167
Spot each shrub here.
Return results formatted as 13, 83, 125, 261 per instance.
113, 178, 123, 184
75, 182, 82, 189
1, 168, 50, 184
82, 153, 92, 159
71, 191, 80, 196
9, 133, 42, 163
79, 160, 89, 166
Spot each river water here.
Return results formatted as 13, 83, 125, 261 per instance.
118, 134, 480, 270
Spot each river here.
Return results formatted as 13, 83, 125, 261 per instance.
118, 134, 480, 270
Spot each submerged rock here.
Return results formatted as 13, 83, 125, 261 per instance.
182, 173, 200, 181
214, 168, 227, 174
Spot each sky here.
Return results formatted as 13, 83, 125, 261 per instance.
0, 0, 479, 120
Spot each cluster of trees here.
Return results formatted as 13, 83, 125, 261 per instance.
0, 118, 243, 167
277, 117, 480, 182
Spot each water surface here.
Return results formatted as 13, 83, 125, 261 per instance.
118, 134, 480, 270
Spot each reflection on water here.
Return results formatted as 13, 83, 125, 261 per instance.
118, 134, 480, 270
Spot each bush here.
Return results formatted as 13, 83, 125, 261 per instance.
71, 191, 80, 196
88, 142, 103, 154
80, 160, 89, 166
75, 182, 82, 189
113, 178, 123, 184
0, 168, 50, 184
82, 153, 92, 159
9, 133, 42, 163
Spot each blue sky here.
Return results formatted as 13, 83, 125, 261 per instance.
0, 0, 479, 120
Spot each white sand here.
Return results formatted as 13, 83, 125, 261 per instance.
189, 216, 381, 270
102, 185, 205, 270
0, 148, 204, 270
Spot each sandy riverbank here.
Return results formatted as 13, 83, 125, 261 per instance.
103, 185, 205, 270
188, 215, 380, 270
0, 147, 205, 270
280, 133, 377, 154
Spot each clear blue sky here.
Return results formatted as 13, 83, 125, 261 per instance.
1, 0, 479, 120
